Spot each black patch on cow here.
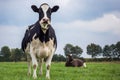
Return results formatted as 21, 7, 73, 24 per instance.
21, 21, 57, 52
46, 8, 51, 20
38, 7, 51, 21
22, 3, 59, 52
38, 7, 44, 21
31, 3, 59, 22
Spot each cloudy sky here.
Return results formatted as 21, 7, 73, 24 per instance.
0, 0, 120, 58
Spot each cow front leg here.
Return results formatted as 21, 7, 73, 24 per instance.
30, 53, 38, 79
45, 54, 53, 79
30, 45, 38, 79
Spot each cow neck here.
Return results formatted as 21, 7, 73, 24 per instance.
69, 56, 73, 62
39, 27, 49, 43
42, 28, 47, 34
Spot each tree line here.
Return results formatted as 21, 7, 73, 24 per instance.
0, 41, 120, 62
0, 46, 66, 62
64, 41, 120, 60
0, 46, 26, 62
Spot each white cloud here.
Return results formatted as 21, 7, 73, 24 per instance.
90, 14, 120, 33
0, 0, 87, 25
0, 25, 26, 49
55, 13, 120, 35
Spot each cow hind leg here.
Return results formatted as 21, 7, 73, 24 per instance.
39, 58, 43, 76
27, 54, 31, 76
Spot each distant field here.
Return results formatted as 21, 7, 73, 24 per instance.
0, 62, 120, 80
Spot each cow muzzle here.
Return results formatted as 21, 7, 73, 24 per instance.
43, 18, 49, 23
42, 18, 50, 25
40, 18, 50, 30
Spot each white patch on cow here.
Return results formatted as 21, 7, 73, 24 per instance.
25, 43, 30, 53
41, 4, 49, 21
25, 32, 55, 79
70, 54, 72, 56
46, 69, 50, 79
40, 24, 49, 33
45, 51, 54, 79
29, 42, 38, 79
39, 4, 51, 33
83, 62, 86, 68
32, 38, 55, 58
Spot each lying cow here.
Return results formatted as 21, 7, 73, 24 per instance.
65, 54, 86, 67
22, 3, 59, 79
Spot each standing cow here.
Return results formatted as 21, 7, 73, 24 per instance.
22, 3, 59, 79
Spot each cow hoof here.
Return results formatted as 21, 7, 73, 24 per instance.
39, 73, 43, 76
46, 77, 50, 80
46, 72, 50, 79
46, 75, 50, 80
27, 72, 31, 76
33, 75, 37, 79
33, 77, 37, 80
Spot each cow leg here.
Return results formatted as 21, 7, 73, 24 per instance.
39, 58, 43, 76
30, 47, 38, 79
31, 53, 38, 79
45, 54, 54, 79
83, 62, 87, 68
27, 54, 31, 76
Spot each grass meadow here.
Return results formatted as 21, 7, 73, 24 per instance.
0, 62, 120, 80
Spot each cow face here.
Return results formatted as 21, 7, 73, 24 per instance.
31, 3, 59, 31
66, 54, 73, 62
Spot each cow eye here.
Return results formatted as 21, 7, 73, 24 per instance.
39, 9, 42, 14
48, 9, 51, 13
47, 9, 51, 15
39, 9, 43, 15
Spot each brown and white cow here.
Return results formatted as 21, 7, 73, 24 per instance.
22, 3, 59, 79
65, 54, 86, 67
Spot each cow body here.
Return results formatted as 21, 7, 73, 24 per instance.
65, 54, 86, 67
21, 3, 59, 79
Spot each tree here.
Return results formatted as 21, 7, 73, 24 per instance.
1, 46, 11, 61
71, 46, 83, 58
64, 44, 83, 58
52, 54, 66, 61
115, 41, 120, 58
110, 44, 116, 58
103, 44, 119, 59
87, 43, 102, 58
10, 48, 23, 62
64, 44, 73, 56
10, 49, 16, 61
103, 45, 111, 58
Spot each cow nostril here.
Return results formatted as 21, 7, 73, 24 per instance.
43, 18, 48, 22
43, 19, 45, 21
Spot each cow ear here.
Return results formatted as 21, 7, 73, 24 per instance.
31, 5, 39, 13
51, 5, 59, 13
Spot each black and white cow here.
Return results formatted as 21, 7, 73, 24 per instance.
22, 3, 59, 79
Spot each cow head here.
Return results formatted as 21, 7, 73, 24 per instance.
31, 3, 59, 31
66, 54, 73, 62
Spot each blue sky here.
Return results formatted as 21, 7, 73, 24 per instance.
0, 0, 120, 58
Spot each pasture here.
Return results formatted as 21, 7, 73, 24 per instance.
0, 62, 120, 80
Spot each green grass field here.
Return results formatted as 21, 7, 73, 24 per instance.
0, 62, 120, 80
